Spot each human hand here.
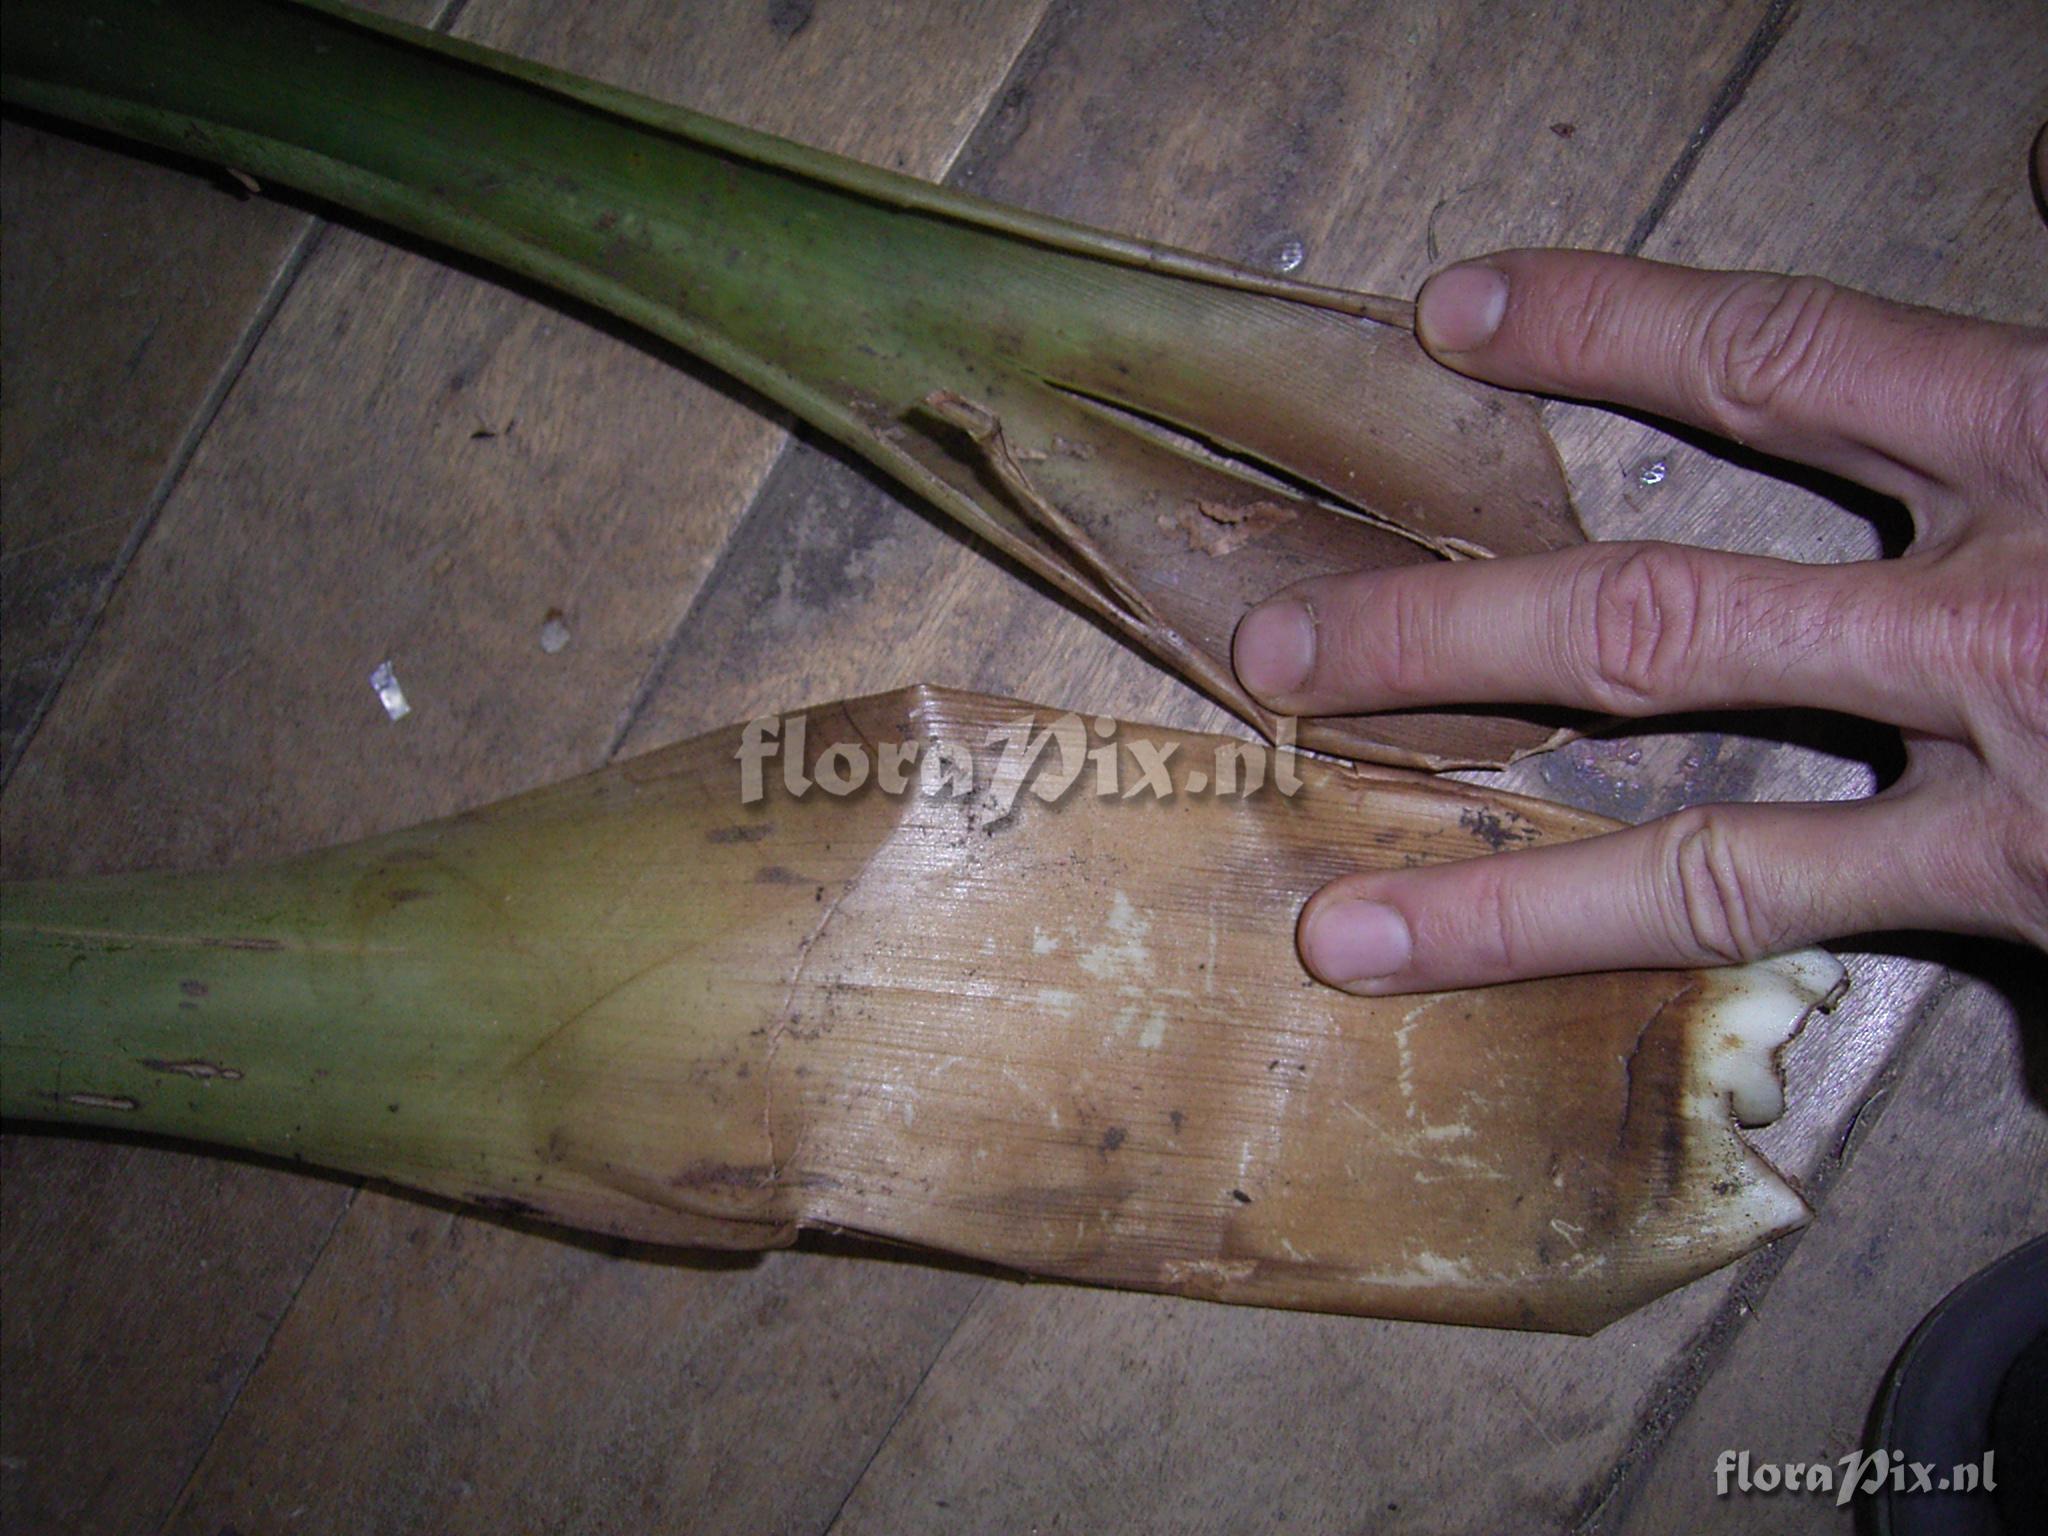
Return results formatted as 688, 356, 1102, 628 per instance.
1232, 250, 2048, 993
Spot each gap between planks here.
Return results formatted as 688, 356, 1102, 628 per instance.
1622, 0, 1801, 256
0, 223, 320, 793
65, 3, 1067, 1529
601, 0, 1074, 769
763, 3, 1816, 1527
0, 0, 476, 793
154, 1187, 363, 1536
1573, 964, 1970, 1533
23, 0, 1828, 1525
8, 10, 464, 1530
594, 18, 1073, 1518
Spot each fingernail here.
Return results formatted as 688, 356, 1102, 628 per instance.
1234, 598, 1315, 699
1302, 900, 1412, 984
1417, 264, 1508, 354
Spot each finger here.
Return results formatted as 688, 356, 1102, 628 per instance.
1414, 250, 2046, 509
1295, 791, 1991, 993
1233, 539, 1966, 735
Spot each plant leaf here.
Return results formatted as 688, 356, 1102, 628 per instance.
2, 0, 1588, 767
0, 687, 1844, 1332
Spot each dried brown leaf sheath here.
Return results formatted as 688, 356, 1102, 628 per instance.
1, 689, 1843, 1332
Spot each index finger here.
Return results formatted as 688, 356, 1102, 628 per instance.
1230, 539, 1971, 735
1415, 251, 2045, 510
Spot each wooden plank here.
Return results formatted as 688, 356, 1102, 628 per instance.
0, 2, 1049, 1531
739, 0, 2045, 1529
0, 123, 301, 774
607, 2, 1798, 1531
619, 0, 1781, 754
1, 10, 447, 1534
1515, 0, 2046, 1292
1542, 0, 2048, 1520
0, 1136, 350, 1536
0, 0, 443, 778
0, 106, 331, 1536
1608, 962, 2047, 1534
1, 0, 2035, 1531
828, 1277, 1766, 1535
0, 0, 1050, 877
160, 1191, 985, 1536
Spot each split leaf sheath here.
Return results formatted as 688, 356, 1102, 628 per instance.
3, 0, 1586, 768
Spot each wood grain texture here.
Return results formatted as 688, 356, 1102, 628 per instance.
0, 2, 1049, 1531
159, 1189, 987, 1536
1, 9, 443, 1534
0, 0, 1052, 878
0, 0, 2040, 1530
1515, 0, 2047, 1244
826, 1272, 1764, 1535
0, 123, 301, 775
1520, 2, 2048, 1520
0, 1135, 351, 1536
616, 0, 1780, 743
0, 0, 445, 778
1611, 965, 2047, 1535
629, 0, 2043, 1529
618, 4, 1798, 1530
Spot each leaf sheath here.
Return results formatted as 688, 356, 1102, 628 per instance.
2, 0, 1588, 767
0, 687, 1844, 1332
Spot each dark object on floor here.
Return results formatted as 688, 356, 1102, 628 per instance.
1866, 1234, 2048, 1535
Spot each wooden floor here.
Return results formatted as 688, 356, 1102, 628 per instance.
3, 1, 2043, 1531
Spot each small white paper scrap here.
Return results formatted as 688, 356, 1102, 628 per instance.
369, 660, 411, 721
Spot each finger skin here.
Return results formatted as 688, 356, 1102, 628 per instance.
1414, 250, 2046, 513
1261, 249, 2048, 987
1296, 790, 2006, 993
1232, 540, 1968, 735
